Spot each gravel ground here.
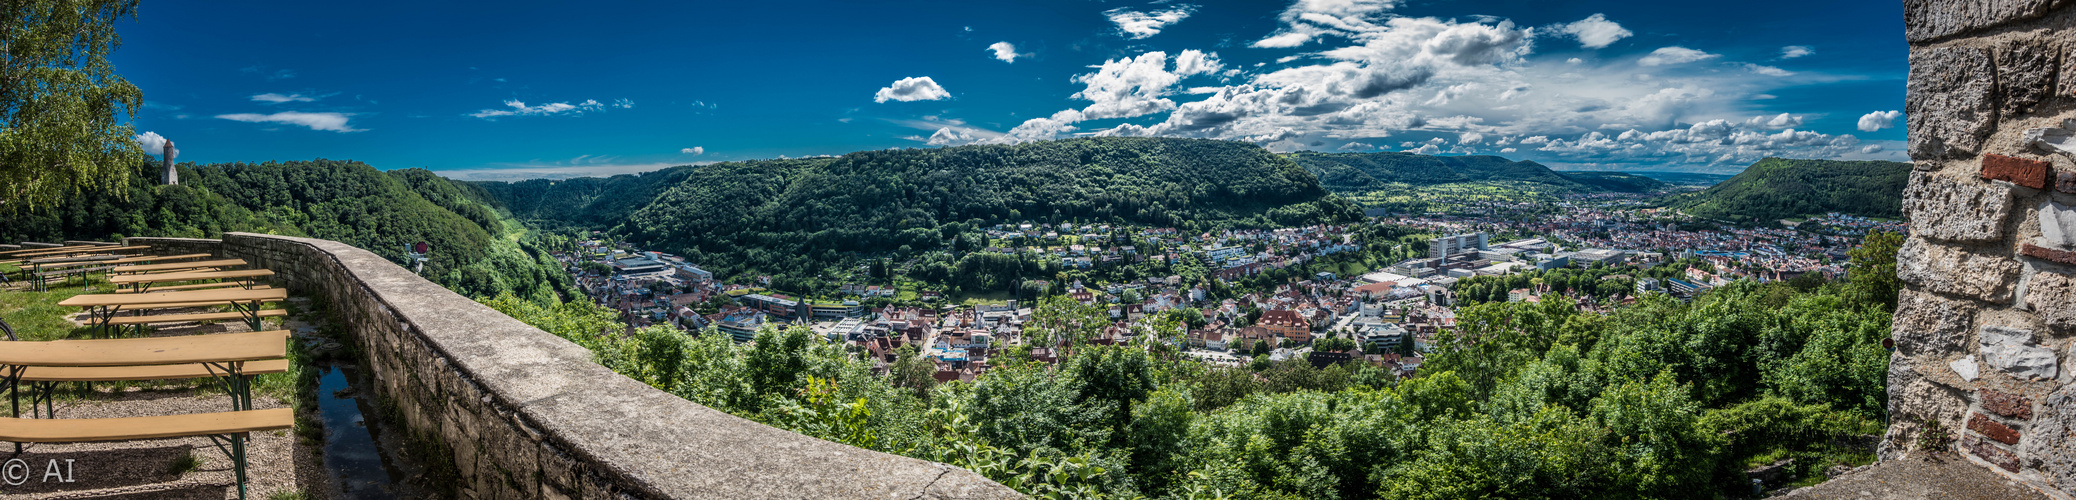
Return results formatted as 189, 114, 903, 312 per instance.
1777, 452, 2052, 500
0, 301, 332, 499
0, 387, 318, 499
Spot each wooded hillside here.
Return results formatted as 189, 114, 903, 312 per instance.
1658, 158, 1911, 223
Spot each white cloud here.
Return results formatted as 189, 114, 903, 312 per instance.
216, 111, 362, 132
1252, 0, 1397, 48
681, 147, 705, 155
1106, 5, 1197, 39
928, 127, 978, 146
1857, 110, 1902, 132
251, 93, 319, 103
1338, 141, 1375, 150
469, 98, 624, 119
134, 131, 170, 153
931, 10, 1876, 170
1744, 64, 1793, 77
1745, 113, 1802, 129
1861, 144, 1883, 154
873, 76, 951, 103
1637, 46, 1719, 66
1781, 45, 1814, 59
988, 42, 1021, 63
1558, 14, 1631, 49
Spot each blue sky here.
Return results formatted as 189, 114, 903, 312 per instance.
115, 0, 1905, 178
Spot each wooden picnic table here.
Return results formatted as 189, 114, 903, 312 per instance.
111, 269, 274, 293
0, 330, 291, 497
0, 329, 288, 367
21, 255, 122, 290
103, 253, 212, 266
58, 288, 287, 337
112, 258, 245, 275
0, 244, 98, 257
5, 245, 148, 259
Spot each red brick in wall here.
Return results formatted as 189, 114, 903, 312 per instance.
1982, 154, 2053, 190
1968, 413, 2021, 445
1980, 389, 2033, 420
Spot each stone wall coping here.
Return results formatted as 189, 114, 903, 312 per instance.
141, 234, 1015, 499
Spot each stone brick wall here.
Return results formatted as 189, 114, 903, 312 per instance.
1894, 1, 2076, 496
128, 234, 1018, 500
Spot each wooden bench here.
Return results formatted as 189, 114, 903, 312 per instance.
32, 265, 114, 291
113, 281, 256, 293
102, 253, 212, 266
0, 244, 97, 258
111, 258, 247, 276
101, 309, 290, 337
4, 245, 148, 260
19, 255, 119, 290
107, 288, 282, 310
0, 408, 291, 442
111, 269, 274, 293
0, 329, 292, 499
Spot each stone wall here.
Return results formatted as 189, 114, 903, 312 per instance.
1894, 1, 2076, 497
127, 234, 1018, 499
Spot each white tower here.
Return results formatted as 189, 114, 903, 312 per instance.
161, 140, 179, 185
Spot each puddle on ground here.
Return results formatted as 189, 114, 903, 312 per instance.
315, 362, 432, 499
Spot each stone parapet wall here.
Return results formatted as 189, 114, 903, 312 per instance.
1896, 1, 2076, 497
127, 234, 1017, 499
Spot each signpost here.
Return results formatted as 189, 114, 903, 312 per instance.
405, 242, 431, 274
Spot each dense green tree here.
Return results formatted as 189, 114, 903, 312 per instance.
1659, 158, 1911, 223
0, 0, 149, 211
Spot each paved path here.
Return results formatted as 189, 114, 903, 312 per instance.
1780, 454, 2054, 500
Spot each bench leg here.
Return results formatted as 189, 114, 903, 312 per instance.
205, 433, 251, 500
202, 362, 251, 411
3, 365, 19, 455
231, 300, 263, 332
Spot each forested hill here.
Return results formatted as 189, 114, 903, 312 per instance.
470, 137, 1362, 283
468, 164, 703, 230
0, 160, 573, 303
1288, 151, 1667, 193
1658, 157, 1912, 223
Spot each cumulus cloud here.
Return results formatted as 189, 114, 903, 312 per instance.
1744, 64, 1793, 77
925, 9, 1882, 169
216, 111, 363, 132
1637, 46, 1719, 66
251, 93, 319, 103
988, 42, 1021, 63
1558, 14, 1631, 49
1858, 110, 1901, 132
873, 76, 951, 103
135, 131, 170, 153
681, 147, 704, 155
1861, 144, 1883, 154
470, 98, 626, 119
1746, 113, 1802, 129
1106, 5, 1197, 39
1781, 45, 1814, 59
1253, 0, 1397, 48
